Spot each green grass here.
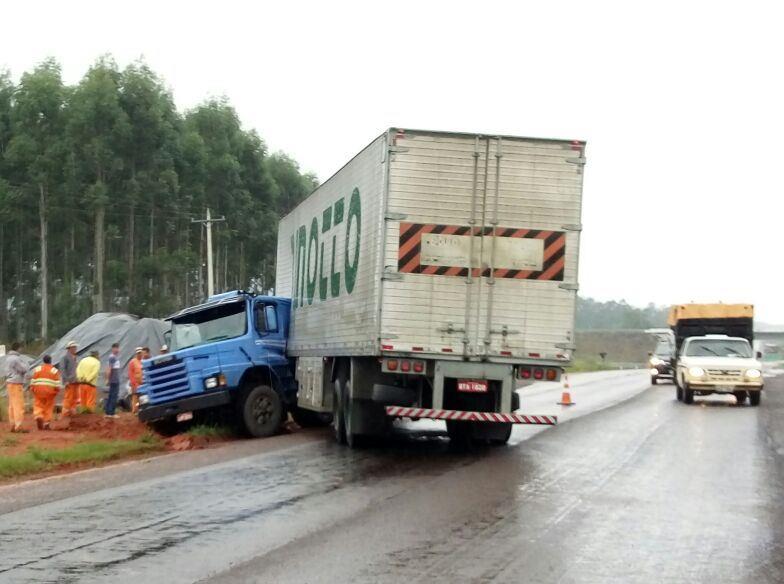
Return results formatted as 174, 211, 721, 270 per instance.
566, 358, 615, 373
0, 437, 164, 479
185, 424, 235, 439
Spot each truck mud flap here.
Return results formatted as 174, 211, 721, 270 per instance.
385, 406, 556, 425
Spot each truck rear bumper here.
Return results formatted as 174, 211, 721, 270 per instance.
138, 390, 232, 422
385, 406, 557, 425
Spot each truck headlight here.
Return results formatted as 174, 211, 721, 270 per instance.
138, 394, 150, 406
650, 357, 663, 366
203, 374, 227, 390
688, 366, 705, 378
745, 368, 761, 379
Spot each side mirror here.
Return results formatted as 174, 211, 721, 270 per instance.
756, 351, 763, 359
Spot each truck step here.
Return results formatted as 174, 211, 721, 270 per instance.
385, 406, 557, 425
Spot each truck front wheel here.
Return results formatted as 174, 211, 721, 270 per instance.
734, 391, 747, 405
240, 385, 283, 437
683, 384, 694, 404
749, 391, 761, 406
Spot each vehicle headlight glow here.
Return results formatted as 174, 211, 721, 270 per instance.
650, 357, 663, 366
138, 394, 150, 406
745, 368, 762, 379
650, 368, 659, 375
688, 366, 705, 378
204, 377, 219, 389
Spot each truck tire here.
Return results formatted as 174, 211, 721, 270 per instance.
488, 423, 513, 445
749, 391, 761, 406
651, 376, 658, 385
676, 385, 683, 401
342, 378, 368, 449
734, 391, 747, 405
240, 385, 283, 437
683, 384, 694, 405
291, 407, 333, 428
332, 379, 347, 444
446, 420, 472, 448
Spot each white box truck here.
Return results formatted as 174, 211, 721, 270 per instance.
276, 128, 586, 446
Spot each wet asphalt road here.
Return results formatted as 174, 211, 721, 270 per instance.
1, 370, 783, 583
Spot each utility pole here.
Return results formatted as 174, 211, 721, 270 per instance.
192, 208, 226, 298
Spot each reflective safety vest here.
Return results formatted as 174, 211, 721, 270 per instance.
31, 363, 62, 393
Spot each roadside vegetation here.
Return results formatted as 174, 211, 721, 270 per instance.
0, 434, 163, 480
185, 424, 235, 439
566, 358, 616, 373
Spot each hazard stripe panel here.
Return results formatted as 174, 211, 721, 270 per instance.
397, 222, 566, 281
385, 406, 557, 425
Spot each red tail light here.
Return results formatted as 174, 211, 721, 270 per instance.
534, 368, 544, 380
401, 360, 411, 373
413, 361, 424, 373
520, 367, 532, 379
546, 369, 557, 381
387, 359, 398, 371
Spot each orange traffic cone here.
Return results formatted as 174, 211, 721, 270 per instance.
558, 374, 575, 406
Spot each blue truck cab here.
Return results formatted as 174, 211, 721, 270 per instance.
137, 291, 303, 436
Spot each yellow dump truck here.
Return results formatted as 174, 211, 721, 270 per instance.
669, 304, 762, 405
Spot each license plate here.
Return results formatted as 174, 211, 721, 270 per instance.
457, 379, 488, 393
177, 412, 194, 422
716, 385, 735, 392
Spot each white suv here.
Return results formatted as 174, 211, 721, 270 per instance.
676, 335, 763, 406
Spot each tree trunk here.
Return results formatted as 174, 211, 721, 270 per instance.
39, 184, 48, 340
94, 204, 105, 313
0, 223, 6, 341
239, 241, 246, 290
148, 206, 154, 291
128, 206, 135, 301
198, 221, 204, 301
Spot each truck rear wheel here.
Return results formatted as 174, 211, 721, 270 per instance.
291, 407, 333, 428
332, 378, 347, 444
240, 385, 283, 437
749, 391, 761, 406
342, 378, 369, 449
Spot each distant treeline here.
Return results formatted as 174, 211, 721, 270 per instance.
576, 297, 669, 330
0, 57, 317, 343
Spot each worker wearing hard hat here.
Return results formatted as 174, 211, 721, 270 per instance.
30, 355, 61, 430
5, 342, 29, 433
127, 347, 144, 414
60, 341, 80, 416
76, 350, 101, 413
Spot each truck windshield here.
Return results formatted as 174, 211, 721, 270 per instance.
170, 300, 247, 351
685, 339, 752, 358
654, 340, 673, 357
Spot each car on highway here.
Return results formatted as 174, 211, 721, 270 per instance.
675, 334, 763, 405
648, 339, 674, 385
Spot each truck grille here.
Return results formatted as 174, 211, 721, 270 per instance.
146, 357, 191, 401
707, 369, 742, 382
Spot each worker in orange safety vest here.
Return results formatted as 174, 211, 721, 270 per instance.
30, 355, 61, 430
127, 347, 144, 414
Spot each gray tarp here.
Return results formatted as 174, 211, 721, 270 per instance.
38, 312, 169, 390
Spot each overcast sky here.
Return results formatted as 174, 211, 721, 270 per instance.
2, 1, 782, 321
